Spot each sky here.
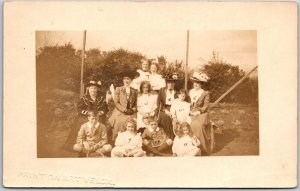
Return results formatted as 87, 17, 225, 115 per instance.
36, 30, 257, 72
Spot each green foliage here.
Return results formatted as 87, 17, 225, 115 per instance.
202, 51, 258, 104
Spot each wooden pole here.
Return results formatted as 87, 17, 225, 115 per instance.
209, 65, 258, 110
185, 30, 189, 90
80, 30, 87, 97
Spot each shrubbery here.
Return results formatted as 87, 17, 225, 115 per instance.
36, 44, 258, 105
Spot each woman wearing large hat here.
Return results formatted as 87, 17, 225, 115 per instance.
157, 72, 180, 140
189, 71, 215, 155
62, 80, 109, 153
108, 70, 139, 142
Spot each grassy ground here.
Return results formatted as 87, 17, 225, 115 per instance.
37, 96, 259, 158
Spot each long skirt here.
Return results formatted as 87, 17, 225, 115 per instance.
108, 108, 136, 142
158, 112, 175, 140
190, 113, 215, 155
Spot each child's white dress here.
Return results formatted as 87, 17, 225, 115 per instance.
170, 99, 191, 123
137, 93, 158, 129
111, 131, 146, 157
172, 135, 200, 156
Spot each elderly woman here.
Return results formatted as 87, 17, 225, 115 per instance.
189, 72, 215, 155
62, 80, 109, 152
157, 73, 179, 140
109, 70, 139, 142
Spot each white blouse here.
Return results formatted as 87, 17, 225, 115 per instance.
149, 73, 166, 91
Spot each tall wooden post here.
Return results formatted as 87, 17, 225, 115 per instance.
80, 30, 87, 97
184, 30, 189, 90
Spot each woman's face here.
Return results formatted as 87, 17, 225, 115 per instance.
166, 81, 175, 90
88, 86, 98, 97
193, 82, 202, 90
142, 84, 150, 94
141, 61, 149, 71
126, 122, 135, 133
150, 64, 157, 74
123, 77, 132, 86
182, 126, 189, 135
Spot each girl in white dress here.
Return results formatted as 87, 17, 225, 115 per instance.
172, 122, 201, 157
136, 81, 158, 133
111, 118, 146, 157
170, 89, 191, 135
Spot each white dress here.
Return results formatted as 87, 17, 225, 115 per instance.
111, 131, 146, 157
131, 69, 151, 90
170, 99, 191, 124
149, 73, 166, 91
172, 135, 200, 156
137, 94, 158, 129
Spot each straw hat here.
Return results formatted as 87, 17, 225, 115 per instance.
190, 72, 210, 82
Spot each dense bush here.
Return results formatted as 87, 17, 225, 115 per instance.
202, 52, 258, 104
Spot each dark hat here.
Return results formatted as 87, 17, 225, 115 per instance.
190, 72, 210, 82
163, 72, 180, 82
120, 70, 140, 79
86, 80, 101, 88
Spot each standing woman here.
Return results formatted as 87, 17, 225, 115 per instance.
149, 62, 166, 92
189, 72, 214, 155
62, 80, 108, 151
108, 70, 139, 142
131, 59, 150, 90
157, 73, 179, 140
136, 81, 158, 134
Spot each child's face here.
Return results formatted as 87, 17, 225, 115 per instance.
88, 86, 98, 97
88, 115, 97, 124
126, 122, 135, 133
142, 84, 150, 94
178, 93, 186, 101
149, 121, 158, 130
143, 117, 149, 125
182, 126, 189, 135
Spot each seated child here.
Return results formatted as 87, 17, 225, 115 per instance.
170, 89, 191, 135
73, 110, 112, 157
142, 117, 173, 156
172, 122, 201, 157
111, 118, 146, 157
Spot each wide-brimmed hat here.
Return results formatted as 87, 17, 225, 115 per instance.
190, 72, 210, 82
86, 80, 102, 88
119, 70, 140, 79
163, 72, 180, 82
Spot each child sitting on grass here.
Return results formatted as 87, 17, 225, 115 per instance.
73, 110, 112, 157
142, 117, 173, 156
172, 122, 201, 157
111, 118, 146, 157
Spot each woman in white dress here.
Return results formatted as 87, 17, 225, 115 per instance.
149, 62, 166, 92
136, 81, 158, 134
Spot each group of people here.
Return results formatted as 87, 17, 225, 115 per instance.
62, 59, 215, 157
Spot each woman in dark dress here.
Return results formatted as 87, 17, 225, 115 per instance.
188, 72, 215, 155
157, 73, 179, 140
62, 80, 109, 151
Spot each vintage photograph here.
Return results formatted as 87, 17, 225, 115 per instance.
36, 30, 259, 158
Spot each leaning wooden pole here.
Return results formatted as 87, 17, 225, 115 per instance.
80, 30, 87, 97
208, 65, 258, 110
184, 30, 189, 90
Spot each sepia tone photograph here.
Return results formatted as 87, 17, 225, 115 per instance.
4, 1, 297, 188
36, 30, 259, 158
